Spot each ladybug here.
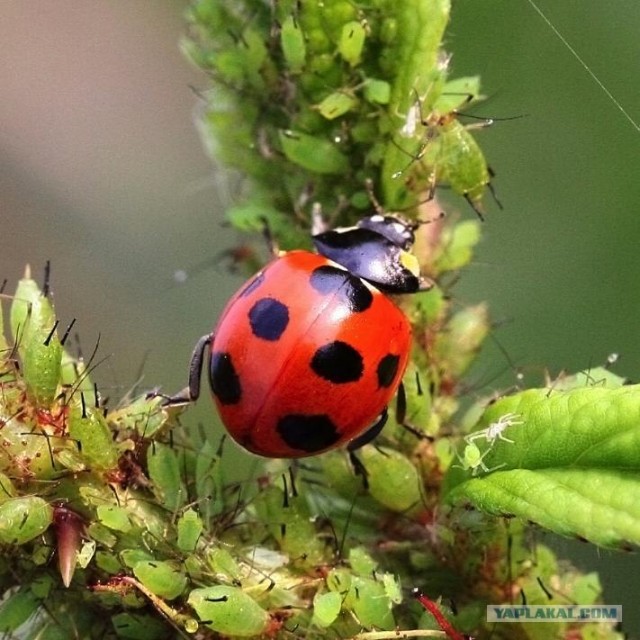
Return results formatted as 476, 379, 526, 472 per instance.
174, 214, 428, 458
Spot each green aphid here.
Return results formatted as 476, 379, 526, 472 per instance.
68, 394, 119, 471
456, 413, 522, 475
10, 266, 65, 409
456, 442, 498, 476
338, 20, 366, 66
391, 74, 496, 217
177, 508, 204, 553
357, 446, 423, 513
0, 496, 53, 545
316, 90, 358, 120
417, 115, 494, 217
188, 585, 270, 637
278, 129, 349, 174
132, 560, 188, 601
281, 15, 306, 73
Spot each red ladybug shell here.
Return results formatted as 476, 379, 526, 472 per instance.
208, 250, 411, 457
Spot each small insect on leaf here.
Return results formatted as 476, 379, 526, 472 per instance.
344, 574, 396, 630
457, 442, 498, 476
316, 91, 358, 120
96, 505, 132, 533
363, 78, 391, 105
177, 508, 204, 553
278, 129, 350, 174
188, 586, 270, 637
0, 496, 53, 545
465, 412, 522, 446
68, 396, 119, 471
132, 560, 188, 601
357, 445, 423, 513
281, 15, 306, 73
10, 266, 63, 409
338, 21, 366, 66
147, 442, 186, 512
446, 386, 640, 547
311, 591, 342, 628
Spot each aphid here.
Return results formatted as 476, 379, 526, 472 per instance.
456, 413, 522, 476
392, 73, 497, 218
464, 412, 523, 445
456, 441, 504, 476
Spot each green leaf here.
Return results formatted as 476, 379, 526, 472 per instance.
0, 588, 40, 632
111, 612, 170, 640
445, 386, 640, 547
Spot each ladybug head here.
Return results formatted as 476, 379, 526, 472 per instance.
312, 214, 422, 294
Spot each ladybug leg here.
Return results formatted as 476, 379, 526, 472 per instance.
396, 382, 434, 441
160, 334, 212, 406
347, 407, 389, 488
347, 408, 389, 451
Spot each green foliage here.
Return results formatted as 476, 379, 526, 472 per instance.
446, 386, 640, 547
183, 0, 492, 241
0, 1, 631, 639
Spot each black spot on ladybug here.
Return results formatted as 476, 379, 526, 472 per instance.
209, 351, 241, 404
239, 271, 265, 298
377, 354, 400, 388
248, 297, 289, 341
311, 341, 363, 384
309, 265, 372, 313
277, 414, 340, 453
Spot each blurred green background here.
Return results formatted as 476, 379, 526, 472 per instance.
2, 0, 639, 634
